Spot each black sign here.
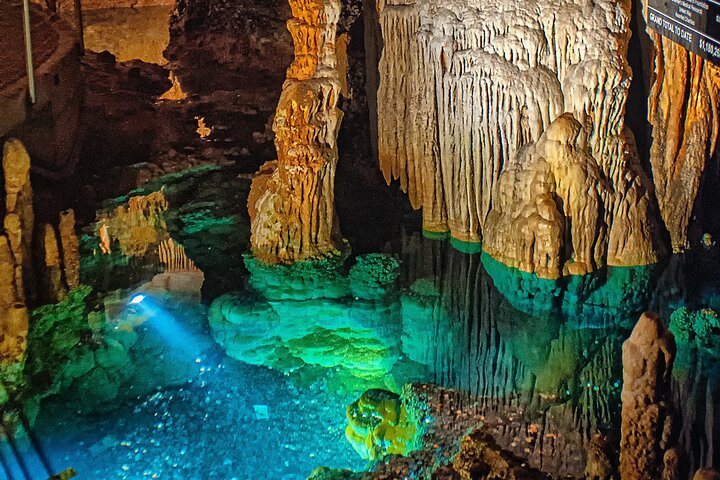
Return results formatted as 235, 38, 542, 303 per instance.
648, 0, 720, 65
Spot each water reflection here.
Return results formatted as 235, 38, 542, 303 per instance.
211, 231, 720, 476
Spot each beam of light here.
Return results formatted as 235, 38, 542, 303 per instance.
127, 295, 203, 358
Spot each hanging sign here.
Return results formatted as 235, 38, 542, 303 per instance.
647, 0, 720, 65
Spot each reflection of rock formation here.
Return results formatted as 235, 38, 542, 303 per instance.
374, 0, 665, 277
398, 235, 624, 477
97, 190, 169, 258
209, 254, 407, 389
620, 312, 676, 480
644, 13, 720, 252
248, 0, 345, 264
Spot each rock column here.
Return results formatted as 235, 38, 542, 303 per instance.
248, 0, 345, 264
620, 312, 676, 479
0, 140, 33, 364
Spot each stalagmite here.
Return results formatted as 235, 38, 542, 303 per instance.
374, 0, 666, 276
620, 312, 676, 480
40, 224, 67, 304
59, 209, 80, 290
248, 0, 345, 264
0, 140, 32, 364
643, 8, 720, 252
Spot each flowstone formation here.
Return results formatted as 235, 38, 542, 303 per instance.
620, 312, 676, 480
644, 10, 720, 252
374, 0, 665, 278
248, 0, 346, 264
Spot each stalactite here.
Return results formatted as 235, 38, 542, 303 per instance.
374, 0, 666, 277
158, 238, 201, 273
248, 0, 346, 264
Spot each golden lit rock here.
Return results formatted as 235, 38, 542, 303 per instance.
248, 0, 345, 264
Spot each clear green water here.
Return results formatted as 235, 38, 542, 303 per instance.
3, 167, 720, 479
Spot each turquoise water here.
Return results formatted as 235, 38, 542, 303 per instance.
3, 167, 720, 479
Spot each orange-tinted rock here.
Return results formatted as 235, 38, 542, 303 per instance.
694, 469, 720, 480
0, 139, 32, 364
620, 312, 676, 480
96, 190, 169, 257
39, 223, 67, 304
646, 30, 720, 252
248, 0, 345, 264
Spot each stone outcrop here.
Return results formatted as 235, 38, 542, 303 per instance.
96, 190, 169, 258
374, 0, 666, 277
644, 11, 720, 252
38, 210, 81, 304
620, 312, 676, 480
248, 0, 346, 264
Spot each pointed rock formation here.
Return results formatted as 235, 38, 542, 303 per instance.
248, 0, 345, 264
59, 209, 80, 290
620, 312, 676, 480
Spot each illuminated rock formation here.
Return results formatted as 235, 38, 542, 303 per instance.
620, 312, 676, 480
0, 140, 33, 364
645, 25, 720, 252
38, 210, 81, 304
248, 0, 345, 264
374, 0, 665, 276
484, 114, 662, 279
345, 389, 418, 461
59, 209, 80, 290
40, 223, 67, 304
96, 190, 169, 257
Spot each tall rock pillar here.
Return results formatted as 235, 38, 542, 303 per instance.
0, 140, 34, 364
620, 312, 676, 480
248, 0, 345, 264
